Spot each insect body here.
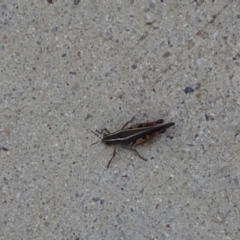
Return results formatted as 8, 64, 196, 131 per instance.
91, 117, 174, 168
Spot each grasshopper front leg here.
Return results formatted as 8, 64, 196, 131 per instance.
96, 128, 111, 135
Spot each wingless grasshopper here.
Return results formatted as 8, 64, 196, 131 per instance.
91, 117, 174, 168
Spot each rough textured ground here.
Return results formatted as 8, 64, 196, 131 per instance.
1, 1, 239, 239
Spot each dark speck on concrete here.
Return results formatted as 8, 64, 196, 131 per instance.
74, 0, 80, 5
235, 130, 240, 138
69, 71, 76, 75
167, 135, 174, 140
132, 64, 137, 69
85, 114, 93, 120
92, 197, 100, 202
162, 51, 171, 58
1, 147, 9, 151
184, 87, 194, 94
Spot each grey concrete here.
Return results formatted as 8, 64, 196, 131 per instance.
1, 1, 239, 239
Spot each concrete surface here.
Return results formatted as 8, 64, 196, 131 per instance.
1, 1, 240, 239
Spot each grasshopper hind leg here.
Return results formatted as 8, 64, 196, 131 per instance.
125, 146, 147, 162
106, 147, 117, 168
106, 146, 147, 168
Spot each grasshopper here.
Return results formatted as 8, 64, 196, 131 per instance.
91, 117, 174, 168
